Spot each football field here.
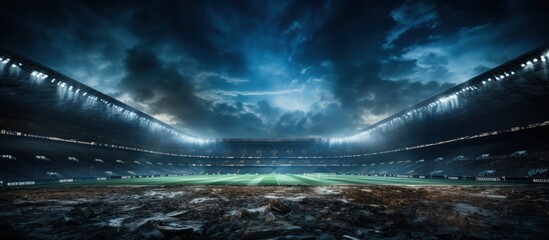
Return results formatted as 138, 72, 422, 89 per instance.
62, 174, 510, 186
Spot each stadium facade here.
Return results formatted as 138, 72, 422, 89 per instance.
1, 45, 549, 185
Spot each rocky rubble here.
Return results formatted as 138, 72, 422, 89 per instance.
0, 185, 548, 239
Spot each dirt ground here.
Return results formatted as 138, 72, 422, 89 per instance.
0, 185, 548, 239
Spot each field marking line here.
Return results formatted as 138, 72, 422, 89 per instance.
247, 175, 265, 185
286, 175, 308, 185
198, 175, 241, 184
275, 175, 280, 185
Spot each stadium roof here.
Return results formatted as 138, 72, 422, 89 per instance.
0, 48, 210, 145
331, 43, 549, 146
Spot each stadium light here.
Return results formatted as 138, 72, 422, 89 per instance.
2, 58, 9, 64
521, 63, 526, 67
533, 58, 538, 63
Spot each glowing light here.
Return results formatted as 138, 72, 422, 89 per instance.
2, 58, 9, 64
521, 63, 526, 67
527, 61, 533, 65
533, 58, 538, 63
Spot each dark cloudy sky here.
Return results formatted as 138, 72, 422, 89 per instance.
1, 0, 548, 138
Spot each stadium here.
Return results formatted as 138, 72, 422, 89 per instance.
1, 1, 549, 239
2, 44, 549, 239
2, 45, 549, 183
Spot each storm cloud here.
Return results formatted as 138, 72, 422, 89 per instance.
1, 0, 548, 138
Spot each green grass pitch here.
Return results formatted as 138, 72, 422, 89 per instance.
60, 174, 510, 186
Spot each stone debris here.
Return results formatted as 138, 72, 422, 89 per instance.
155, 225, 196, 238
268, 199, 292, 214
0, 185, 547, 239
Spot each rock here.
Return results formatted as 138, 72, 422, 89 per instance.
166, 210, 188, 217
301, 216, 316, 229
267, 235, 316, 240
327, 220, 351, 232
316, 233, 337, 240
83, 226, 127, 239
243, 225, 301, 239
357, 210, 375, 224
281, 200, 301, 212
67, 207, 97, 220
269, 200, 292, 214
318, 222, 328, 230
207, 222, 244, 238
205, 224, 220, 236
154, 221, 203, 238
264, 212, 277, 224
355, 228, 369, 238
342, 235, 360, 240
234, 208, 261, 220
155, 225, 196, 239
132, 221, 164, 239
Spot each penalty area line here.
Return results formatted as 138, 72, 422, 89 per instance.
275, 175, 280, 185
